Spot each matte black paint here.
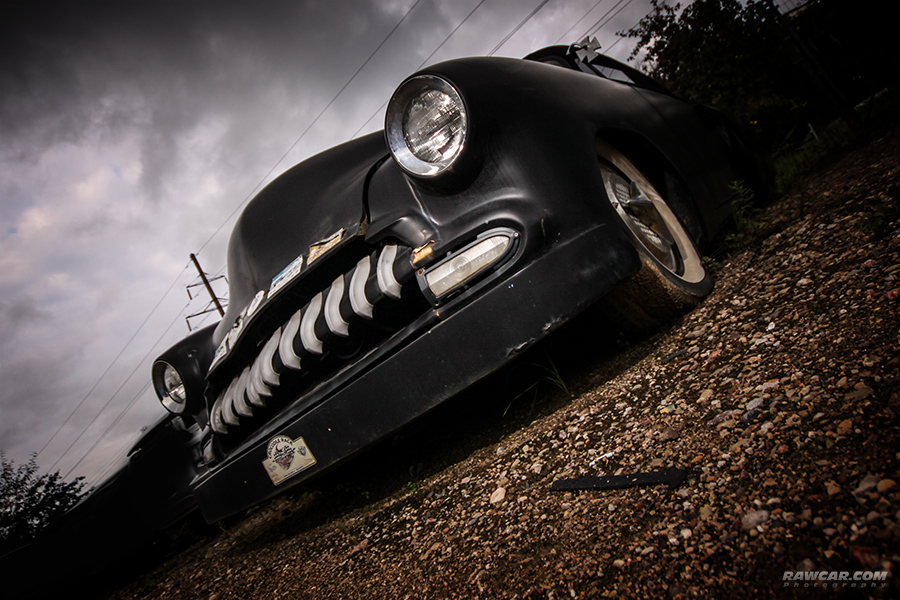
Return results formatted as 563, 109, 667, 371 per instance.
146, 47, 759, 522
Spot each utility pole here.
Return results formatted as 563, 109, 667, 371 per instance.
190, 253, 225, 317
186, 253, 227, 330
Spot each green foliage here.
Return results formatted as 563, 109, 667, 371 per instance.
772, 118, 864, 191
620, 0, 887, 152
859, 186, 900, 238
701, 255, 720, 270
623, 0, 807, 145
723, 180, 764, 251
623, 0, 900, 155
0, 453, 87, 552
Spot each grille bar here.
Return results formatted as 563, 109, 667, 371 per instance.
210, 243, 416, 436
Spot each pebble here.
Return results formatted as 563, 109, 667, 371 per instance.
708, 410, 740, 426
877, 479, 897, 493
741, 510, 770, 530
854, 474, 881, 495
109, 136, 900, 600
659, 427, 681, 442
740, 408, 761, 425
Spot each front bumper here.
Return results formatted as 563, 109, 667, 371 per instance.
193, 222, 638, 522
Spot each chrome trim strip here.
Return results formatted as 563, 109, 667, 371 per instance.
377, 244, 402, 300
300, 292, 324, 354
210, 398, 228, 435
324, 275, 350, 337
349, 255, 374, 319
247, 352, 272, 408
233, 367, 254, 418
255, 328, 281, 389
222, 380, 241, 427
278, 309, 303, 371
246, 367, 268, 408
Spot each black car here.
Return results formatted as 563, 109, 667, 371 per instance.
150, 41, 768, 523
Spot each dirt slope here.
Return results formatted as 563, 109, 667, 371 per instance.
104, 129, 900, 599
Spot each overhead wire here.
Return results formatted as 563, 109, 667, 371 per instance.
193, 0, 424, 258
85, 434, 138, 488
488, 0, 553, 57
554, 0, 606, 44
577, 0, 634, 41
49, 298, 192, 475
47, 0, 426, 483
36, 260, 192, 460
60, 0, 650, 486
599, 9, 647, 57
352, 0, 499, 139
66, 297, 226, 482
63, 382, 150, 481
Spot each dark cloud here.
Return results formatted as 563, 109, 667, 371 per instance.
0, 0, 659, 481
0, 296, 50, 346
0, 0, 422, 197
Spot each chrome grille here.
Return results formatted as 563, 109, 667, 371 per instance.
208, 243, 420, 438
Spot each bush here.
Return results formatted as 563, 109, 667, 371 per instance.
0, 454, 87, 553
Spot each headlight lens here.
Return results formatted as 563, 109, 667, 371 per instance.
153, 361, 188, 415
386, 75, 467, 176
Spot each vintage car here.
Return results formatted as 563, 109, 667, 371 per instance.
150, 41, 768, 523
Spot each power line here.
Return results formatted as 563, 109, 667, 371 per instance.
578, 0, 634, 41
44, 1, 427, 484
555, 0, 606, 44
69, 385, 149, 483
36, 260, 191, 460
49, 299, 191, 475
69, 289, 228, 484
418, 0, 488, 68
488, 0, 553, 57
194, 0, 424, 258
84, 425, 145, 489
351, 0, 492, 139
601, 10, 648, 57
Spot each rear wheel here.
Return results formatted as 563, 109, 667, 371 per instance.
597, 140, 712, 331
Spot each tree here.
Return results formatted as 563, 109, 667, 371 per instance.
0, 453, 88, 553
621, 0, 830, 148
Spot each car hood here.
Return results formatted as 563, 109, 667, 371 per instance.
215, 131, 388, 346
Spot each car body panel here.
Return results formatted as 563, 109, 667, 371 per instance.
148, 45, 766, 523
194, 222, 637, 521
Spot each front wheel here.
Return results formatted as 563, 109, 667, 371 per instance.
597, 140, 712, 331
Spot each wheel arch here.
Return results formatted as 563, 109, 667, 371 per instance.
594, 129, 709, 248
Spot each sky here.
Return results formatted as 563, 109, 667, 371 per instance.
0, 0, 668, 487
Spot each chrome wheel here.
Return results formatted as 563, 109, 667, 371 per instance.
598, 143, 706, 285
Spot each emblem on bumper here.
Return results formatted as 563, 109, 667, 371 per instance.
262, 435, 317, 485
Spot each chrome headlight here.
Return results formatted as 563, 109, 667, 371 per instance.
385, 75, 467, 177
152, 361, 188, 415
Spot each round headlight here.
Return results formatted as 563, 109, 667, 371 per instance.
386, 75, 467, 176
153, 361, 188, 415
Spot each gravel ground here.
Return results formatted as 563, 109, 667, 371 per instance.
104, 128, 900, 600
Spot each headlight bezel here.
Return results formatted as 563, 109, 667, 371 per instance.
385, 74, 468, 177
152, 360, 189, 415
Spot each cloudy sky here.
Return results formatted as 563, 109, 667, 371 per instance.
0, 0, 664, 487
